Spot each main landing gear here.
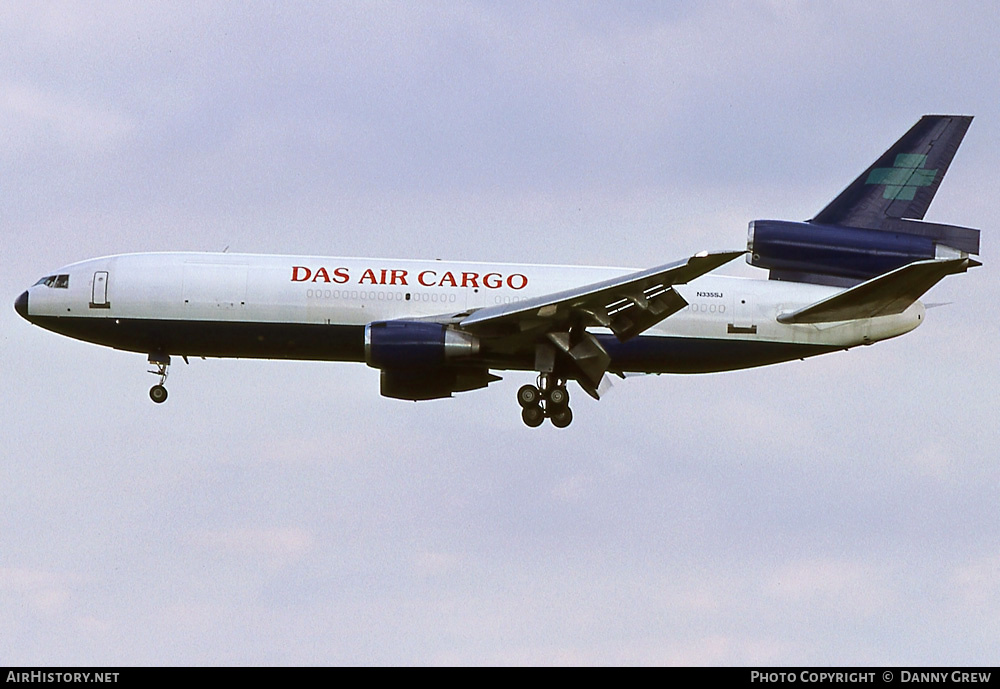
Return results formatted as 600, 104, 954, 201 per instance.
517, 374, 573, 428
148, 353, 170, 404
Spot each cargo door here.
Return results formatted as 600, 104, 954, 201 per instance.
728, 293, 757, 334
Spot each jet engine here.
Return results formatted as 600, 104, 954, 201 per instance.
364, 321, 479, 369
746, 219, 972, 283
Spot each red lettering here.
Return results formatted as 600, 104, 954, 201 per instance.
482, 272, 502, 289
333, 267, 349, 284
418, 270, 437, 287
461, 272, 479, 288
379, 269, 387, 285
439, 271, 457, 287
358, 268, 378, 285
291, 266, 312, 282
312, 267, 331, 283
389, 269, 408, 286
507, 274, 528, 290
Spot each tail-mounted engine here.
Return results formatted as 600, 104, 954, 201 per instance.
747, 219, 979, 284
747, 115, 982, 285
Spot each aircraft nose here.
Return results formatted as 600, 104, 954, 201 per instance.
14, 291, 28, 320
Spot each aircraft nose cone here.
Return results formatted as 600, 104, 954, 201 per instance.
14, 291, 28, 320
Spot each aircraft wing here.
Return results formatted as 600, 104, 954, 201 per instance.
777, 257, 976, 324
458, 250, 744, 341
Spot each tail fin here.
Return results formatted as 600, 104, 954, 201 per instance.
811, 115, 973, 231
748, 115, 980, 284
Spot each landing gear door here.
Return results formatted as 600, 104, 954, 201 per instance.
90, 271, 110, 309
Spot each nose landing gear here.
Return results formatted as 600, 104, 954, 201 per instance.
517, 374, 573, 428
148, 353, 170, 404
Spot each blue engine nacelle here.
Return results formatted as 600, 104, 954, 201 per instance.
364, 321, 479, 369
747, 219, 939, 282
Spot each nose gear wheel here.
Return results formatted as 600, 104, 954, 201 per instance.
147, 353, 170, 404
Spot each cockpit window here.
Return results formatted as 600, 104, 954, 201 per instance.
33, 274, 69, 288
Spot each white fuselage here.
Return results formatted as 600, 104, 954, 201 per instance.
19, 252, 923, 374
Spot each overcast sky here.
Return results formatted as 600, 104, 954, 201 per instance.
2, 1, 999, 665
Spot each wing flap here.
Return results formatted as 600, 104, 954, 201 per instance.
460, 250, 743, 341
777, 257, 974, 324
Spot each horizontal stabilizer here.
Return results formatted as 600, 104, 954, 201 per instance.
777, 257, 974, 324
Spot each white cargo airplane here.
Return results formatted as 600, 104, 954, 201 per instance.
15, 115, 980, 427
